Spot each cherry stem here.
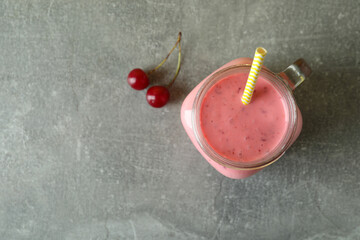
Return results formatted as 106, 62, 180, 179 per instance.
147, 32, 182, 75
167, 36, 181, 88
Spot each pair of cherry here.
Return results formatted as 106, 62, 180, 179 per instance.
127, 32, 182, 108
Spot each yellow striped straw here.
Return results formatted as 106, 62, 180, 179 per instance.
241, 47, 267, 105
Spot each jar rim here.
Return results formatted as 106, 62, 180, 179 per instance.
191, 64, 299, 170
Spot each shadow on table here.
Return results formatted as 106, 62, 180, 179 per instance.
291, 67, 360, 155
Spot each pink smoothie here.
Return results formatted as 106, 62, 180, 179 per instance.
181, 58, 303, 179
200, 73, 289, 163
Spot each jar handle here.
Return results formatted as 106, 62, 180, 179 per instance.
277, 58, 312, 90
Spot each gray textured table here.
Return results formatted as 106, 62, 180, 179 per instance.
1, 1, 359, 239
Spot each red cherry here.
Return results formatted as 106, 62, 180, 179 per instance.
127, 68, 149, 90
146, 86, 170, 108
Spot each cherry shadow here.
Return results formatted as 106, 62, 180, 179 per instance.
167, 83, 188, 106
143, 67, 171, 86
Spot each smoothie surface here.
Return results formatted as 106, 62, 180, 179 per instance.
200, 73, 289, 162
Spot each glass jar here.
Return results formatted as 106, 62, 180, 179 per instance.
181, 58, 311, 179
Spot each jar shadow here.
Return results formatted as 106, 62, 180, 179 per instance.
290, 69, 359, 161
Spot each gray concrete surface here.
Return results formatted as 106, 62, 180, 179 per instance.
0, 0, 359, 239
